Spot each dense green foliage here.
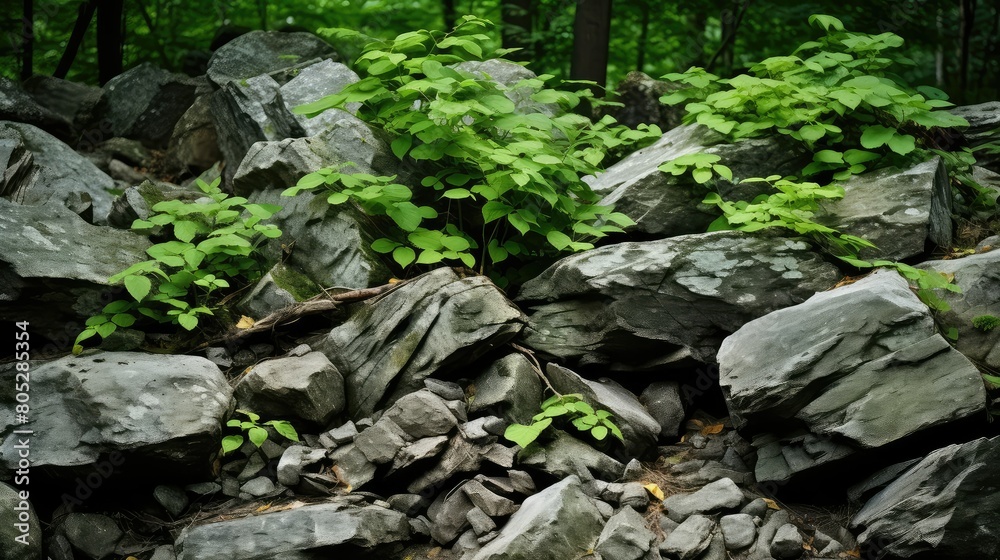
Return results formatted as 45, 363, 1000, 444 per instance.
74, 178, 280, 351
286, 16, 657, 283
221, 409, 300, 456
503, 393, 624, 449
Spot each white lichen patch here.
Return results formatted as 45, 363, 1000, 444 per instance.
689, 250, 739, 272
21, 225, 59, 251
678, 275, 723, 296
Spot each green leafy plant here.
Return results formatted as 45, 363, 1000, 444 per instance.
221, 409, 300, 455
972, 315, 1000, 332
290, 16, 658, 285
503, 393, 624, 449
660, 14, 968, 182
74, 178, 281, 352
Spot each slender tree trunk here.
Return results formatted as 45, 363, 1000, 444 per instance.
257, 0, 268, 30
636, 1, 650, 71
569, 0, 612, 88
958, 0, 976, 103
706, 0, 750, 73
54, 0, 96, 79
501, 0, 533, 61
20, 0, 33, 80
442, 0, 456, 30
935, 7, 945, 87
96, 0, 124, 84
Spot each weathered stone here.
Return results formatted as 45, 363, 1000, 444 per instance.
154, 485, 189, 518
383, 390, 459, 439
61, 513, 123, 560
329, 443, 376, 490
408, 434, 504, 494
662, 478, 744, 523
0, 481, 42, 559
22, 75, 102, 131
470, 353, 543, 424
469, 476, 604, 560
720, 513, 756, 550
174, 501, 409, 560
100, 63, 199, 147
0, 121, 116, 221
546, 363, 660, 456
467, 507, 497, 536
312, 267, 525, 418
428, 483, 475, 544
770, 523, 803, 559
659, 514, 716, 560
354, 418, 409, 464
917, 250, 1000, 370
149, 545, 176, 560
852, 436, 1000, 559
517, 231, 839, 369
747, 509, 791, 560
239, 476, 276, 497
237, 262, 324, 318
519, 430, 624, 482
0, 352, 230, 475
640, 381, 685, 439
453, 59, 556, 116
603, 71, 682, 131
232, 112, 400, 196
234, 351, 345, 425
949, 102, 1000, 147
0, 77, 72, 139
595, 506, 655, 560
424, 378, 466, 401
280, 58, 360, 135
817, 157, 952, 260
0, 135, 37, 202
463, 480, 519, 517
206, 30, 339, 88
277, 445, 329, 486
390, 435, 449, 473
588, 124, 809, 238
720, 271, 987, 483
167, 95, 221, 172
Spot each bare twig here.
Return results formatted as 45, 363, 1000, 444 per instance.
509, 342, 561, 397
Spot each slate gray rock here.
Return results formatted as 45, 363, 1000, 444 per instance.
154, 485, 189, 517
206, 30, 339, 88
949, 102, 1000, 147
100, 63, 199, 147
237, 262, 324, 318
0, 121, 116, 221
747, 509, 792, 560
0, 134, 37, 202
462, 480, 519, 517
22, 75, 102, 131
61, 513, 123, 560
0, 352, 231, 474
354, 417, 409, 464
817, 157, 952, 260
408, 434, 513, 494
468, 476, 604, 560
519, 430, 624, 482
604, 70, 682, 131
720, 513, 756, 551
167, 95, 221, 172
659, 514, 716, 560
328, 443, 377, 490
280, 58, 360, 135
210, 74, 304, 185
770, 523, 803, 559
277, 445, 329, 486
239, 476, 276, 497
546, 363, 660, 456
916, 250, 1000, 370
640, 381, 685, 439
174, 501, 409, 560
232, 111, 400, 196
588, 124, 809, 238
453, 59, 557, 116
517, 231, 839, 369
234, 351, 345, 425
0, 77, 72, 139
428, 482, 476, 544
312, 267, 525, 418
662, 478, 744, 523
719, 271, 987, 483
383, 389, 460, 439
852, 436, 1000, 559
470, 353, 543, 425
595, 506, 656, 560
0, 481, 42, 560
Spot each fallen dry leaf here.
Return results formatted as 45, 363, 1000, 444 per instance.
236, 315, 255, 329
642, 483, 665, 501
700, 423, 725, 435
763, 498, 781, 510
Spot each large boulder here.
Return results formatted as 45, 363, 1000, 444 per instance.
166, 95, 222, 173
516, 231, 840, 369
916, 250, 1000, 369
280, 58, 360, 136
232, 112, 400, 196
0, 122, 116, 222
603, 70, 682, 131
468, 475, 604, 560
233, 349, 346, 426
174, 501, 409, 560
587, 124, 810, 238
22, 75, 102, 132
206, 30, 339, 88
0, 352, 231, 476
817, 157, 952, 260
453, 59, 557, 116
99, 63, 200, 147
311, 267, 525, 418
0, 77, 72, 139
719, 271, 986, 484
0, 482, 42, 560
852, 436, 1000, 559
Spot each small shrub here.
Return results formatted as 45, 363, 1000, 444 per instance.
504, 393, 624, 449
221, 409, 299, 455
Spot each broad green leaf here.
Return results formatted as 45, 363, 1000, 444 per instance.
177, 313, 198, 331
124, 275, 151, 301
482, 201, 513, 223
248, 426, 268, 448
814, 150, 844, 163
110, 313, 136, 328
691, 168, 713, 184
96, 322, 117, 339
887, 133, 916, 155
221, 435, 243, 454
391, 135, 413, 159
265, 420, 299, 442
591, 425, 609, 441
416, 249, 443, 264
386, 202, 423, 231
393, 246, 416, 267
860, 125, 896, 149
371, 238, 400, 253
173, 220, 198, 242
546, 230, 572, 250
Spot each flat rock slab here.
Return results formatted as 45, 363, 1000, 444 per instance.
100, 62, 199, 147
174, 501, 409, 560
234, 351, 345, 425
853, 435, 1000, 559
818, 157, 951, 260
206, 30, 339, 88
0, 352, 230, 474
517, 231, 839, 369
312, 267, 525, 418
719, 270, 986, 483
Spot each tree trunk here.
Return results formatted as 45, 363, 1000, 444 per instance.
54, 0, 96, 79
570, 0, 612, 88
20, 0, 33, 80
96, 0, 124, 84
636, 1, 650, 71
257, 0, 268, 31
442, 0, 456, 30
501, 0, 533, 61
706, 0, 750, 73
958, 0, 976, 103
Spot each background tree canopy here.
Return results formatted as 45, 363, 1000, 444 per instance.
1, 0, 997, 103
